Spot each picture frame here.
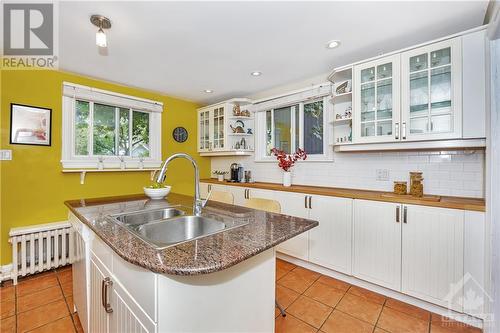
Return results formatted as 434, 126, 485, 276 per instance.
10, 103, 52, 146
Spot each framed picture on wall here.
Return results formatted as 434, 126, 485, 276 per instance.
10, 103, 52, 146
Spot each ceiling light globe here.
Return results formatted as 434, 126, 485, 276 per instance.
326, 40, 341, 49
96, 28, 107, 47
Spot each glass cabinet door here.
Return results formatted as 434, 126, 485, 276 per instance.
402, 38, 461, 141
199, 110, 210, 151
354, 55, 400, 143
212, 106, 224, 150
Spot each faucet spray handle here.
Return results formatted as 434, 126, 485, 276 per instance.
202, 188, 213, 208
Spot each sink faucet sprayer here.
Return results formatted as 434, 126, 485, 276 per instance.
156, 153, 211, 216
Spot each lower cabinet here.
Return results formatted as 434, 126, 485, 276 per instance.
402, 204, 464, 311
89, 252, 156, 333
353, 200, 402, 291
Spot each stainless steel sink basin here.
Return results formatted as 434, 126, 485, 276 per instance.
108, 207, 249, 250
133, 216, 226, 248
113, 208, 185, 226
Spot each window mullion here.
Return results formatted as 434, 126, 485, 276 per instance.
115, 107, 119, 156
271, 109, 275, 151
299, 103, 304, 150
129, 109, 133, 156
89, 102, 94, 157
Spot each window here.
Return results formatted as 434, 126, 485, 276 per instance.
259, 98, 328, 160
62, 82, 162, 169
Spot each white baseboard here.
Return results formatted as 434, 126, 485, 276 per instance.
276, 252, 484, 329
1, 264, 12, 282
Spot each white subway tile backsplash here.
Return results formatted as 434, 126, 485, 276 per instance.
210, 150, 484, 198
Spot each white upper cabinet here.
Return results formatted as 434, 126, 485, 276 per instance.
353, 55, 401, 143
197, 99, 254, 156
401, 38, 462, 141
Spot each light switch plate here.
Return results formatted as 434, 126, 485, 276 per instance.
0, 150, 12, 160
376, 169, 390, 181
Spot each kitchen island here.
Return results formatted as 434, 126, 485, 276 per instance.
66, 193, 318, 333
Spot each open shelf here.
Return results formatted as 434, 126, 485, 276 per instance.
228, 133, 253, 136
333, 91, 352, 99
62, 168, 159, 185
227, 116, 254, 120
331, 118, 352, 125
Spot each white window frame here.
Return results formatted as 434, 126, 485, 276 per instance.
61, 82, 163, 169
255, 92, 332, 162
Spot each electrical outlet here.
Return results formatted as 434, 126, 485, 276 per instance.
0, 150, 12, 161
376, 169, 390, 181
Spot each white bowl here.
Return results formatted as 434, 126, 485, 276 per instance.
143, 186, 171, 200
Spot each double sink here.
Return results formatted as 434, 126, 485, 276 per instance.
109, 206, 248, 250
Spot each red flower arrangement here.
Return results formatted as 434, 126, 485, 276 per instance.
271, 148, 307, 172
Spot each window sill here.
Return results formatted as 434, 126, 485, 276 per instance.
61, 159, 162, 169
61, 168, 160, 185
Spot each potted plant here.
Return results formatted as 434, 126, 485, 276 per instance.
213, 170, 229, 182
271, 148, 307, 187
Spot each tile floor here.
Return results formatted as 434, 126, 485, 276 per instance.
275, 259, 482, 333
0, 261, 483, 333
0, 265, 83, 333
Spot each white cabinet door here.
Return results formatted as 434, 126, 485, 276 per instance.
402, 204, 464, 311
274, 191, 309, 261
200, 183, 210, 199
353, 200, 402, 291
197, 108, 211, 152
109, 280, 156, 333
401, 37, 462, 141
309, 195, 353, 275
247, 188, 275, 200
353, 55, 401, 143
89, 255, 110, 333
227, 186, 247, 206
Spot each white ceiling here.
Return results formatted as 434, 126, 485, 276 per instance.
59, 1, 489, 105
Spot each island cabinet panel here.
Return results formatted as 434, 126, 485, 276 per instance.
274, 191, 310, 260
401, 204, 464, 312
227, 185, 247, 206
90, 254, 111, 333
308, 195, 353, 275
353, 199, 402, 291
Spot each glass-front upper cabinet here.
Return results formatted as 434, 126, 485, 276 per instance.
198, 103, 228, 152
212, 106, 225, 150
198, 108, 211, 152
353, 55, 401, 143
401, 38, 462, 141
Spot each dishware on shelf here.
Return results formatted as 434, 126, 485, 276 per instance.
230, 120, 245, 133
143, 186, 171, 200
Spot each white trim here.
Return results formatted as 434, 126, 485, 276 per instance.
63, 82, 163, 113
1, 264, 12, 282
334, 138, 485, 152
9, 220, 70, 236
277, 252, 484, 329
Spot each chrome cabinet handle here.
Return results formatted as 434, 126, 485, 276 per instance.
396, 205, 400, 223
395, 123, 400, 140
308, 196, 312, 209
304, 196, 307, 208
102, 277, 113, 313
402, 122, 407, 140
403, 206, 408, 224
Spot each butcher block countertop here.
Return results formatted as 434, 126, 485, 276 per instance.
201, 179, 485, 212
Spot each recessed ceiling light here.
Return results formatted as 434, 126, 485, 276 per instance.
326, 40, 341, 49
251, 71, 262, 76
204, 89, 213, 93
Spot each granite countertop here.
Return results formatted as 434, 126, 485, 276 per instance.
65, 193, 318, 276
201, 179, 485, 212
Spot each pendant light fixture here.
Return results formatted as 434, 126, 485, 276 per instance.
90, 15, 111, 47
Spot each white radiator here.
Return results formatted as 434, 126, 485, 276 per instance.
9, 221, 75, 284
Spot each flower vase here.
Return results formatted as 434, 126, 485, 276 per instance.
282, 171, 292, 187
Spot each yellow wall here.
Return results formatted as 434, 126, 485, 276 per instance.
0, 69, 209, 265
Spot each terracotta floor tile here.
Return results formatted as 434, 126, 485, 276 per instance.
66, 296, 76, 313
17, 285, 63, 314
61, 281, 73, 297
287, 295, 333, 328
374, 328, 390, 333
0, 281, 13, 288
348, 286, 386, 305
276, 285, 300, 309
0, 300, 15, 319
17, 270, 55, 283
56, 265, 72, 273
278, 271, 317, 294
0, 286, 15, 302
56, 269, 72, 285
292, 267, 321, 282
0, 315, 16, 333
276, 266, 289, 281
336, 293, 383, 325
275, 313, 317, 333
16, 274, 58, 297
27, 316, 75, 333
275, 307, 281, 318
304, 281, 346, 307
320, 310, 374, 333
276, 259, 297, 272
316, 275, 351, 292
377, 307, 429, 333
17, 299, 69, 332
73, 313, 84, 333
430, 315, 481, 333
385, 298, 430, 321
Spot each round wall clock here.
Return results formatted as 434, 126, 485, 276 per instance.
172, 127, 188, 143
